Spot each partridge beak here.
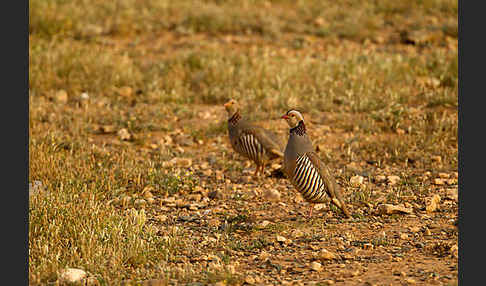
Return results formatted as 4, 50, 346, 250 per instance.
223, 102, 231, 108
281, 114, 289, 119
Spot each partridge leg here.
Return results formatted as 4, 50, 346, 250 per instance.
261, 162, 266, 176
308, 204, 314, 218
254, 165, 262, 177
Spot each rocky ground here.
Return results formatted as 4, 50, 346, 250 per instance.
93, 105, 458, 286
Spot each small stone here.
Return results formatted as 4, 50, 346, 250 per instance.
188, 194, 202, 202
431, 155, 442, 163
157, 215, 168, 222
168, 157, 192, 168
259, 251, 270, 261
54, 90, 68, 103
387, 175, 401, 185
396, 128, 405, 135
100, 125, 116, 133
80, 92, 89, 100
117, 86, 133, 97
319, 249, 338, 260
143, 191, 154, 199
425, 194, 441, 213
29, 180, 45, 197
244, 276, 255, 284
189, 203, 199, 210
310, 261, 322, 272
409, 226, 421, 233
438, 172, 450, 179
400, 233, 409, 240
258, 220, 271, 228
321, 280, 335, 285
264, 188, 281, 202
117, 128, 132, 141
58, 268, 87, 284
375, 175, 387, 183
213, 170, 224, 180
202, 169, 212, 177
424, 227, 432, 236
350, 175, 364, 187
446, 189, 458, 201
314, 203, 327, 211
314, 17, 325, 26
433, 178, 445, 185
405, 278, 416, 284
291, 229, 305, 238
376, 204, 412, 215
450, 244, 458, 258
276, 235, 287, 243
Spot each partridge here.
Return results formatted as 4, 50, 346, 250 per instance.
281, 110, 351, 218
224, 99, 285, 176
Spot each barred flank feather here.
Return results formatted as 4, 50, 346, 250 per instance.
237, 133, 264, 163
292, 154, 328, 203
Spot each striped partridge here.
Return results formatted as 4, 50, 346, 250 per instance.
281, 110, 351, 218
224, 99, 285, 177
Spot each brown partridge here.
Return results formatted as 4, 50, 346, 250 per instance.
281, 109, 351, 218
224, 99, 285, 177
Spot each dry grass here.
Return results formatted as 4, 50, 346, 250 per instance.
29, 0, 457, 285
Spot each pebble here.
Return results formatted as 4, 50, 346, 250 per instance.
404, 278, 416, 284
259, 251, 270, 261
350, 175, 364, 187
188, 194, 202, 202
58, 268, 87, 284
319, 249, 338, 260
446, 189, 458, 201
264, 188, 281, 202
375, 175, 387, 183
29, 180, 44, 197
438, 172, 450, 179
433, 178, 445, 185
117, 86, 133, 97
117, 128, 132, 141
450, 244, 459, 258
425, 194, 441, 213
409, 226, 421, 233
244, 276, 255, 284
387, 175, 401, 185
80, 92, 89, 100
431, 155, 442, 163
276, 235, 287, 243
54, 90, 68, 103
310, 261, 322, 272
375, 204, 412, 215
291, 229, 305, 238
258, 220, 271, 228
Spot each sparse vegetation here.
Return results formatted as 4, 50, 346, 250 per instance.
30, 0, 457, 285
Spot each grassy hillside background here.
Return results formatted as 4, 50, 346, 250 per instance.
29, 0, 457, 285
